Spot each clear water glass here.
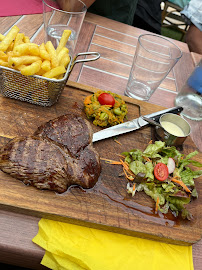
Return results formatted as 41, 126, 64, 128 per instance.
125, 34, 182, 101
42, 0, 87, 56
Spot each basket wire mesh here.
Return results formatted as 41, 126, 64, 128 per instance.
0, 52, 100, 107
0, 63, 70, 107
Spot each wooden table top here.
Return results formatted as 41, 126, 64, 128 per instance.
0, 12, 201, 270
191, 52, 202, 67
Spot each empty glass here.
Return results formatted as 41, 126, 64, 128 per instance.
125, 34, 182, 101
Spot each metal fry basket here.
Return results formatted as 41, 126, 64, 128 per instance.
0, 52, 100, 107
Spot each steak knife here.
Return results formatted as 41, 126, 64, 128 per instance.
92, 106, 183, 142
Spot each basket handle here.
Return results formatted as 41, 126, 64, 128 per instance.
69, 52, 100, 73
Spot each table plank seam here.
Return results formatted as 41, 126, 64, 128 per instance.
83, 63, 177, 92
91, 42, 135, 57
30, 23, 44, 42
94, 33, 137, 49
2, 16, 25, 35
87, 21, 139, 40
76, 24, 98, 82
83, 64, 129, 79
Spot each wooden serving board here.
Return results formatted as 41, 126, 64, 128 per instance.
0, 81, 201, 245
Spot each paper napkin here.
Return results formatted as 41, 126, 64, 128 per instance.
33, 218, 194, 270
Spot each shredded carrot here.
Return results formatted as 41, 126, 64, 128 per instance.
116, 154, 126, 159
171, 178, 191, 193
115, 100, 121, 107
114, 139, 122, 145
120, 159, 135, 177
120, 159, 129, 170
101, 157, 135, 180
84, 94, 93, 105
143, 156, 151, 162
104, 105, 113, 108
155, 197, 160, 213
109, 161, 122, 165
100, 158, 122, 165
132, 183, 136, 191
148, 140, 153, 144
123, 167, 134, 181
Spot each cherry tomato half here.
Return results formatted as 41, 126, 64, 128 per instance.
98, 93, 115, 106
154, 163, 169, 181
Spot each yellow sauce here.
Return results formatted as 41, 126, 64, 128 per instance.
161, 121, 185, 137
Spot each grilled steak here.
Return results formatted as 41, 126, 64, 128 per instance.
34, 114, 101, 189
0, 136, 73, 193
0, 114, 101, 193
34, 114, 93, 157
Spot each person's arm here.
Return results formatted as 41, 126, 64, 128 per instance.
185, 24, 202, 54
57, 0, 96, 10
82, 0, 96, 8
180, 0, 202, 54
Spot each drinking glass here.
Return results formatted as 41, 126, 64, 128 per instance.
42, 0, 87, 56
125, 34, 182, 101
175, 60, 202, 121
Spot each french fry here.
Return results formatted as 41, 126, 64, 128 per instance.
0, 59, 9, 67
39, 43, 50, 60
60, 54, 70, 68
13, 33, 24, 50
28, 43, 40, 56
0, 25, 19, 52
16, 64, 27, 71
6, 41, 14, 52
57, 75, 63, 79
36, 68, 45, 76
56, 30, 71, 55
57, 47, 69, 64
0, 51, 8, 61
14, 43, 39, 56
23, 36, 30, 43
0, 33, 5, 41
20, 60, 42, 76
43, 65, 66, 78
7, 51, 14, 58
8, 55, 41, 67
41, 60, 51, 72
0, 26, 70, 80
45, 41, 59, 68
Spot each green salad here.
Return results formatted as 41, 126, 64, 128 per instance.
121, 141, 202, 220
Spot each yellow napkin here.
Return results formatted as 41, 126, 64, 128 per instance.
33, 218, 194, 270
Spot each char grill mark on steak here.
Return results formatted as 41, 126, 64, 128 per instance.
34, 113, 101, 189
34, 114, 93, 157
0, 114, 101, 193
0, 136, 76, 193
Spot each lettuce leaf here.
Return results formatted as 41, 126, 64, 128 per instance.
180, 167, 202, 186
179, 151, 202, 172
143, 183, 165, 205
130, 149, 144, 162
161, 146, 183, 162
121, 141, 201, 220
129, 160, 146, 175
143, 141, 165, 158
145, 162, 154, 181
167, 196, 190, 210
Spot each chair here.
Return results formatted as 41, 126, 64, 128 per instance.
161, 1, 189, 40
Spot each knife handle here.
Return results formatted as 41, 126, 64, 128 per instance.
150, 106, 183, 123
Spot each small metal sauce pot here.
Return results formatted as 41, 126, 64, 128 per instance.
155, 113, 191, 146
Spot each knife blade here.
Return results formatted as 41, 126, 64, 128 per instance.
92, 106, 183, 142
